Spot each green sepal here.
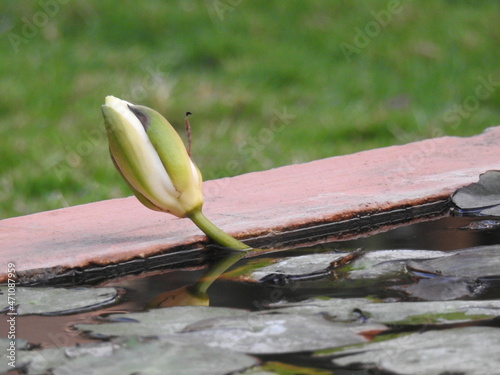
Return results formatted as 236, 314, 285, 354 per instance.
102, 104, 186, 216
132, 105, 204, 212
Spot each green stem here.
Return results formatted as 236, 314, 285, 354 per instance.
187, 209, 251, 250
191, 250, 246, 294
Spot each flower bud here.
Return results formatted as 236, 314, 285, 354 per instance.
102, 96, 203, 218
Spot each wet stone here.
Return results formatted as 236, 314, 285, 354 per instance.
330, 327, 500, 375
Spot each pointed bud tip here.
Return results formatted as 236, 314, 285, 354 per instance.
104, 95, 123, 107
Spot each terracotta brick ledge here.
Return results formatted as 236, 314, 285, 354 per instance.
1, 126, 500, 284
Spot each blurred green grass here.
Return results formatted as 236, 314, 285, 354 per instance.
0, 0, 499, 219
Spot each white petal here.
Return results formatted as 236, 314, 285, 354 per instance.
104, 96, 179, 201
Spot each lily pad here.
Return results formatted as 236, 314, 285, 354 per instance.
52, 339, 258, 375
331, 327, 500, 375
76, 305, 385, 355
76, 306, 249, 338
0, 286, 119, 315
270, 297, 375, 319
407, 245, 500, 279
10, 338, 257, 375
6, 340, 115, 374
169, 313, 386, 354
452, 170, 500, 216
391, 276, 484, 301
1, 338, 29, 374
347, 249, 447, 279
270, 297, 500, 324
250, 253, 347, 281
247, 249, 447, 283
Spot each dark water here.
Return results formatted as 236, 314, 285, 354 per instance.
102, 215, 500, 311
6, 215, 500, 373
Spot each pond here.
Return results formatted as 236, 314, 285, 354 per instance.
2, 214, 500, 374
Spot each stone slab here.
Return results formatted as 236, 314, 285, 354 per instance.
1, 126, 500, 283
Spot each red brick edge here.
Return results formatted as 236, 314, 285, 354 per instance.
1, 126, 500, 283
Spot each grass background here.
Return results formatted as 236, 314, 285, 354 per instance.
1, 0, 499, 219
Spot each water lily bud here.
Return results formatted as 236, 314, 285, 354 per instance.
102, 96, 203, 218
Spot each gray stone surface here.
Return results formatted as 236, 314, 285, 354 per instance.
331, 327, 500, 375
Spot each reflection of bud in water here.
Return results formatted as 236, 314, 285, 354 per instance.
147, 285, 208, 308
147, 250, 245, 308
